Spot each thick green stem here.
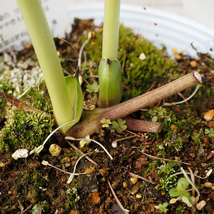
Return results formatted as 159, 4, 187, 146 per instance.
102, 0, 121, 59
17, 0, 74, 133
98, 58, 122, 107
98, 0, 122, 107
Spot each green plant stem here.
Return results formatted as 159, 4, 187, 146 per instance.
102, 0, 121, 59
98, 58, 122, 107
98, 0, 122, 107
17, 0, 74, 132
66, 72, 201, 138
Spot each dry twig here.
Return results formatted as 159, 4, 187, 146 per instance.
21, 204, 33, 214
0, 91, 44, 114
188, 167, 195, 198
178, 92, 189, 105
134, 148, 191, 165
66, 140, 99, 166
38, 202, 41, 214
107, 179, 129, 214
129, 172, 155, 184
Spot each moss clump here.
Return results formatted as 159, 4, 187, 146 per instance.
145, 106, 202, 155
118, 24, 182, 99
0, 55, 53, 151
0, 106, 54, 151
141, 159, 180, 191
157, 161, 180, 191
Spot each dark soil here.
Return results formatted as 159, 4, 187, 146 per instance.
0, 19, 214, 214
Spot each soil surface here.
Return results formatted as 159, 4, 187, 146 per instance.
0, 19, 214, 214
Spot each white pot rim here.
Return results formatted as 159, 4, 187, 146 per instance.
68, 3, 214, 57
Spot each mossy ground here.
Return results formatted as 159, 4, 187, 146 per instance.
0, 19, 214, 213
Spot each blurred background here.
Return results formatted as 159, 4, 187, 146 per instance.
64, 0, 214, 29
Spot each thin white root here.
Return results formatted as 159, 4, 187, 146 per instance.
65, 136, 113, 160
67, 150, 98, 184
107, 180, 129, 214
164, 84, 200, 106
17, 85, 32, 99
180, 167, 200, 202
169, 169, 212, 180
35, 120, 74, 154
41, 160, 86, 176
78, 32, 91, 70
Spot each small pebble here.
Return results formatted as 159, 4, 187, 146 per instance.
112, 141, 117, 148
170, 124, 179, 132
0, 162, 6, 167
90, 192, 101, 204
111, 181, 119, 188
196, 200, 206, 210
12, 149, 29, 160
62, 148, 71, 154
204, 109, 214, 121
190, 60, 197, 68
28, 160, 40, 169
201, 163, 207, 167
171, 48, 178, 55
130, 177, 138, 184
189, 152, 196, 158
84, 166, 96, 174
198, 147, 205, 156
101, 177, 106, 182
154, 184, 160, 190
123, 182, 128, 188
60, 157, 70, 164
175, 54, 182, 60
139, 53, 146, 60
25, 44, 32, 49
64, 163, 71, 168
99, 168, 110, 177
49, 144, 62, 156
136, 193, 142, 199
204, 182, 212, 188
161, 190, 165, 196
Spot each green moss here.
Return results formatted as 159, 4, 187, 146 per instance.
118, 25, 181, 100
192, 129, 203, 146
145, 106, 202, 154
0, 68, 53, 151
66, 187, 80, 205
158, 161, 180, 191
82, 24, 182, 100
15, 168, 48, 205
0, 106, 54, 151
176, 205, 186, 214
141, 160, 158, 176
